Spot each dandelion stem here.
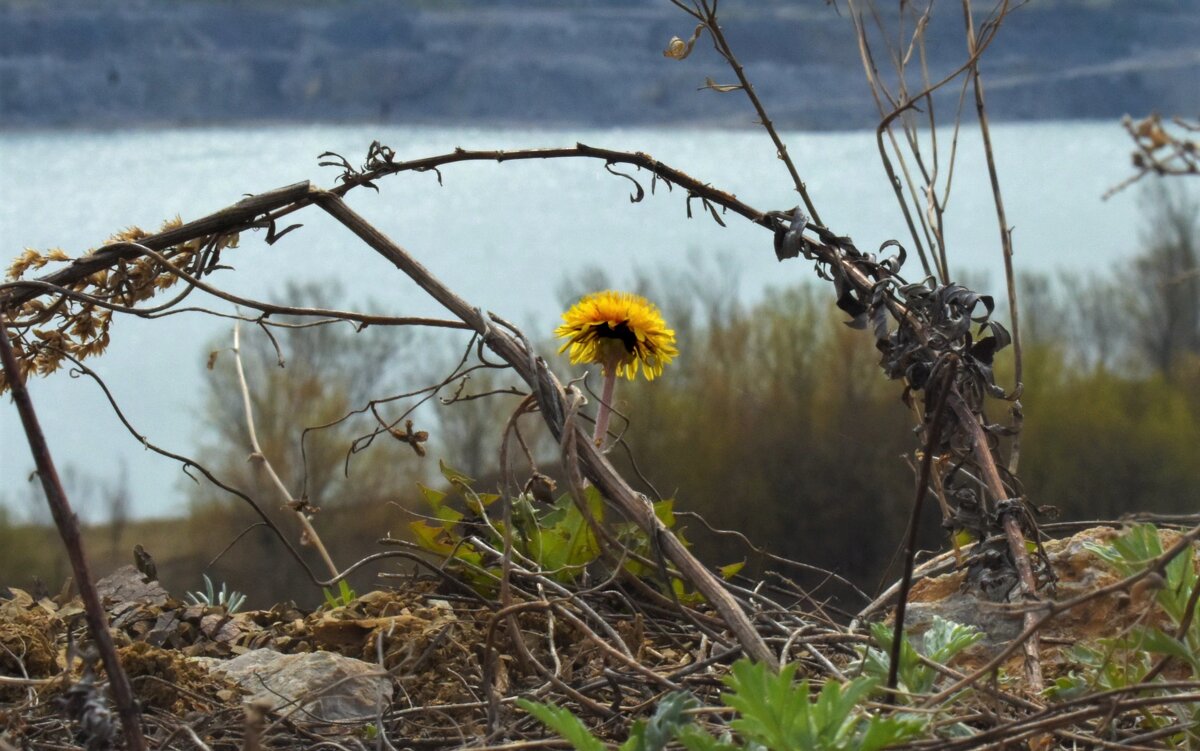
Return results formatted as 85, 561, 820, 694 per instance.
593, 366, 618, 449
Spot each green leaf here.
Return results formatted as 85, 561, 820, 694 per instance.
1129, 626, 1200, 673
671, 577, 706, 606
417, 483, 446, 510
812, 678, 873, 746
1046, 673, 1090, 700
1087, 524, 1200, 626
408, 520, 455, 555
535, 486, 604, 580
856, 714, 926, 751
865, 621, 922, 694
626, 692, 699, 751
438, 460, 475, 488
862, 617, 980, 697
321, 579, 357, 608
467, 492, 501, 514
517, 698, 606, 751
721, 659, 924, 751
674, 725, 739, 751
719, 560, 746, 581
416, 482, 463, 526
923, 616, 983, 666
1086, 524, 1162, 574
653, 498, 677, 528
433, 503, 464, 526
723, 661, 810, 751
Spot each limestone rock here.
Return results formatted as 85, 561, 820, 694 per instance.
206, 648, 391, 723
898, 526, 1188, 674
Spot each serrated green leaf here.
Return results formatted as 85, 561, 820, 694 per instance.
1088, 524, 1200, 627
856, 713, 926, 751
634, 692, 698, 751
923, 616, 983, 664
517, 698, 606, 751
720, 659, 922, 751
723, 661, 809, 751
675, 725, 739, 751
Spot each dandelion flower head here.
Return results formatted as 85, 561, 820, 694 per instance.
555, 290, 678, 381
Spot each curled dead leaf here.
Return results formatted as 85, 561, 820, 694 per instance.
663, 23, 704, 60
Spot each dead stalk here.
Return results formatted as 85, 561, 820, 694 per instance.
888, 360, 959, 696
950, 394, 1043, 692
232, 321, 339, 580
960, 0, 1025, 436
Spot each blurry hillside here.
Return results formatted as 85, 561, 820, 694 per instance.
1, 0, 1197, 130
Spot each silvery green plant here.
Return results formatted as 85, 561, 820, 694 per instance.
859, 615, 984, 697
186, 573, 247, 613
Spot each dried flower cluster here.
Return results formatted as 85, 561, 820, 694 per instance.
2, 216, 238, 392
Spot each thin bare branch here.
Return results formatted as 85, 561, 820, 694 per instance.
0, 315, 146, 751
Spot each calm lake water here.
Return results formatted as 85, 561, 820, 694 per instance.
0, 121, 1183, 519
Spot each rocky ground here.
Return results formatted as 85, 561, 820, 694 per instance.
2, 524, 1197, 749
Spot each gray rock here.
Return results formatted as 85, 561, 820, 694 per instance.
208, 649, 391, 723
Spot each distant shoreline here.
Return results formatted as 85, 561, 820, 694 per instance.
0, 113, 1131, 138
3, 1, 1195, 132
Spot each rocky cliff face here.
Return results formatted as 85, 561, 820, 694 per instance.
1, 0, 1196, 129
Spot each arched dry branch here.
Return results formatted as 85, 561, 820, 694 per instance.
2, 133, 1044, 679
1, 0, 1089, 714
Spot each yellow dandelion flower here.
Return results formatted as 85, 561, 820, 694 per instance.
555, 290, 678, 381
